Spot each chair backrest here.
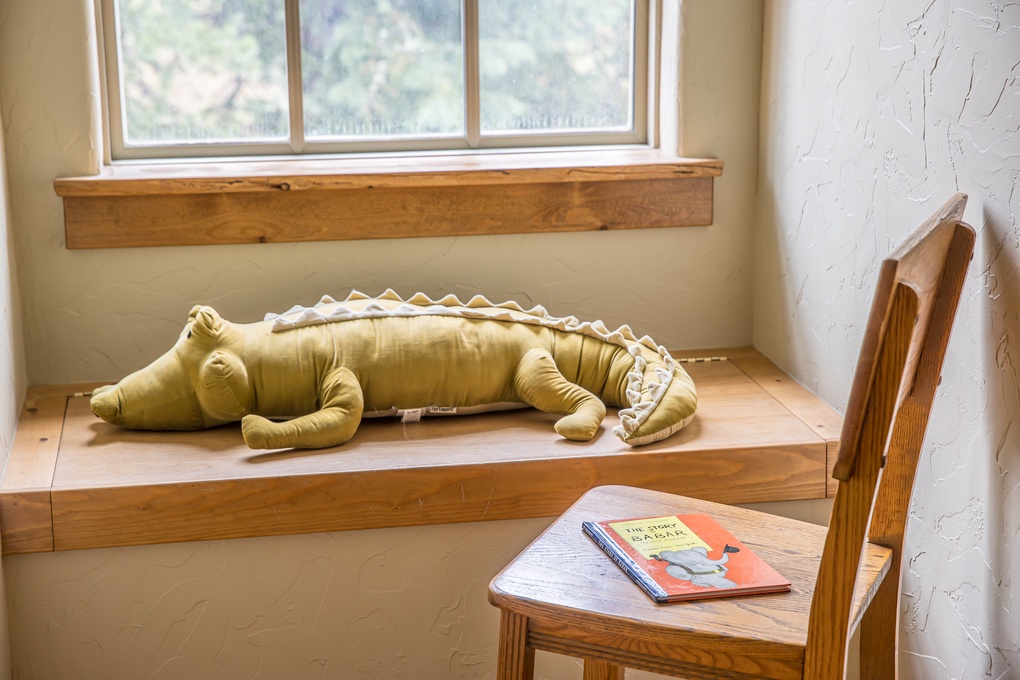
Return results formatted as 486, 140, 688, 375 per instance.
804, 194, 975, 679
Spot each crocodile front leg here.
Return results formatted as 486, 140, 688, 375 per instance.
241, 367, 365, 449
513, 347, 606, 441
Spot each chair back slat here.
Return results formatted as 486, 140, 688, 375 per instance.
805, 283, 919, 679
868, 219, 976, 548
857, 219, 975, 676
804, 193, 975, 679
833, 193, 969, 482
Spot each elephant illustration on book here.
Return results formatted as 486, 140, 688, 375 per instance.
655, 544, 741, 589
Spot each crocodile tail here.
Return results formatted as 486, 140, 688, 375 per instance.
612, 343, 698, 446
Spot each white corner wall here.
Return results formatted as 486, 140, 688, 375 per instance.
757, 1, 1020, 677
0, 1, 762, 678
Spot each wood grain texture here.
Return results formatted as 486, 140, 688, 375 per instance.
805, 286, 918, 680
677, 348, 841, 446
497, 610, 535, 680
56, 153, 722, 250
805, 200, 975, 679
488, 485, 892, 680
858, 217, 976, 677
833, 193, 968, 483
1, 388, 65, 489
53, 152, 724, 196
0, 491, 54, 554
0, 350, 835, 554
677, 348, 843, 497
62, 177, 713, 249
583, 660, 625, 680
0, 386, 69, 553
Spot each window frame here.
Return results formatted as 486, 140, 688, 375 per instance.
99, 0, 653, 162
60, 0, 723, 251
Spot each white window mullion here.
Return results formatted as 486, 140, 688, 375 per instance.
463, 0, 481, 148
285, 0, 305, 154
632, 0, 651, 147
101, 0, 129, 161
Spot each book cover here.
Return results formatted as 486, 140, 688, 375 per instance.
582, 513, 791, 604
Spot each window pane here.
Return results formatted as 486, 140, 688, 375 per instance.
115, 0, 288, 146
301, 0, 464, 139
479, 0, 633, 135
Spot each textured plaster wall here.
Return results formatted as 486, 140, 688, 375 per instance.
0, 0, 762, 678
0, 92, 26, 680
757, 1, 1020, 678
6, 521, 561, 679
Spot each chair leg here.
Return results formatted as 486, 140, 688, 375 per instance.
859, 568, 898, 677
497, 610, 535, 680
583, 659, 625, 680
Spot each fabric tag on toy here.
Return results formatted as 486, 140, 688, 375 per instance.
400, 408, 423, 423
426, 406, 458, 415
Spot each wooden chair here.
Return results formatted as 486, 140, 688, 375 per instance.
488, 194, 975, 680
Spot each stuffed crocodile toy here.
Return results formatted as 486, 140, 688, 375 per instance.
90, 290, 698, 449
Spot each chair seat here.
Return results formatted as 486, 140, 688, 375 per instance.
488, 485, 894, 680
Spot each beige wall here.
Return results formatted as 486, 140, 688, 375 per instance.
0, 95, 26, 680
757, 1, 1020, 677
0, 1, 763, 678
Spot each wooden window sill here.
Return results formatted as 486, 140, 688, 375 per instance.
0, 348, 839, 555
52, 150, 723, 249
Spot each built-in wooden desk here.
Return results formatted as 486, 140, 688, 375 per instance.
0, 348, 840, 555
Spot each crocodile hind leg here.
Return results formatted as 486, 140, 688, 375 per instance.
242, 367, 365, 449
513, 348, 606, 441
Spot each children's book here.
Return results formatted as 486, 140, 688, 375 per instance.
582, 513, 791, 604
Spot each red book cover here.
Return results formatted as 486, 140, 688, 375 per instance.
582, 513, 791, 604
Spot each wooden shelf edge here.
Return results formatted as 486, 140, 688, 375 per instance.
56, 152, 722, 250
676, 346, 841, 497
722, 348, 842, 498
61, 176, 716, 249
54, 152, 724, 197
0, 386, 70, 554
46, 443, 825, 553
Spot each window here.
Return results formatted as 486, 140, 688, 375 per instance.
60, 0, 722, 250
101, 0, 652, 160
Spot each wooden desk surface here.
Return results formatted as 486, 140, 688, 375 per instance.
0, 348, 841, 555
